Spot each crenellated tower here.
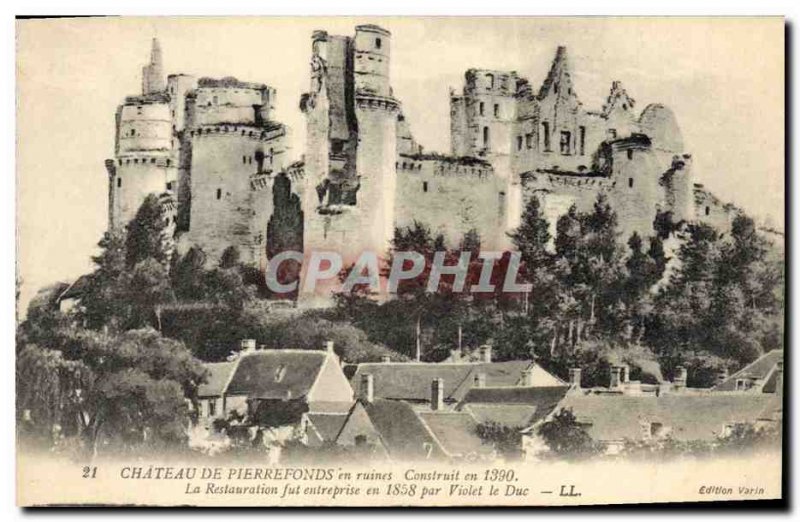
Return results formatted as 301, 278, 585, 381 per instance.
107, 38, 177, 232
300, 25, 400, 271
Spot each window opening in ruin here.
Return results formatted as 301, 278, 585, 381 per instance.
375, 37, 382, 49
494, 104, 499, 117
166, 182, 172, 191
627, 149, 634, 160
255, 150, 265, 173
423, 181, 428, 193
117, 178, 121, 188
487, 74, 494, 89
579, 126, 586, 155
479, 102, 485, 116
166, 159, 171, 166
151, 158, 156, 164
130, 129, 136, 137
608, 128, 617, 139
517, 136, 523, 151
705, 206, 710, 216
628, 178, 634, 188
542, 122, 550, 151
483, 126, 490, 149
243, 155, 247, 164
650, 422, 664, 438
213, 95, 219, 105
216, 188, 222, 200
560, 131, 571, 155
526, 133, 533, 149
208, 401, 216, 417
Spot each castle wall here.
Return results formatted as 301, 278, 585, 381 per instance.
395, 157, 504, 249
694, 185, 737, 234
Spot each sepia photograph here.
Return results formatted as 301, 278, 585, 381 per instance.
14, 15, 785, 507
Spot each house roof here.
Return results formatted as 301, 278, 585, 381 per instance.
553, 393, 777, 442
198, 361, 235, 398
362, 399, 446, 460
459, 385, 571, 428
713, 350, 783, 392
463, 404, 540, 429
225, 349, 328, 400
349, 361, 544, 402
417, 411, 492, 458
306, 413, 349, 442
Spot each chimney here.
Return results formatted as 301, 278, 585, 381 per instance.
569, 368, 582, 388
673, 366, 688, 390
481, 345, 492, 363
431, 378, 444, 411
610, 366, 622, 389
451, 348, 462, 362
775, 361, 783, 397
361, 374, 374, 403
381, 355, 391, 363
522, 368, 535, 387
474, 373, 486, 388
325, 341, 335, 353
240, 339, 256, 352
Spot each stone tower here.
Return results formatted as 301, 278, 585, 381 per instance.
182, 77, 290, 269
107, 40, 177, 231
142, 38, 166, 95
301, 25, 400, 272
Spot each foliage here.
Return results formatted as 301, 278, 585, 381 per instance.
475, 421, 522, 460
537, 408, 604, 460
16, 327, 205, 457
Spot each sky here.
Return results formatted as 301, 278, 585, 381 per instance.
16, 17, 784, 312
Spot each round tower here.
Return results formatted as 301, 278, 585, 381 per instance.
184, 78, 289, 268
353, 25, 399, 260
109, 95, 177, 229
353, 25, 391, 97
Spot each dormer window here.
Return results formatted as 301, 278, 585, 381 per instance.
275, 365, 287, 383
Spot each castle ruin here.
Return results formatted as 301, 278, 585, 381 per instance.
106, 27, 738, 295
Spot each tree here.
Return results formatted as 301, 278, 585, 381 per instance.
16, 327, 205, 457
475, 421, 521, 460
125, 194, 170, 269
537, 408, 603, 460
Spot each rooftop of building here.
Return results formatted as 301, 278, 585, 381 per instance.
198, 361, 236, 398
550, 392, 779, 442
225, 348, 331, 400
713, 350, 783, 392
350, 359, 541, 403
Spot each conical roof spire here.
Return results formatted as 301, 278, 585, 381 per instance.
141, 38, 165, 95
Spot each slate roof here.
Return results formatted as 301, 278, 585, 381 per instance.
198, 361, 235, 398
306, 413, 349, 442
363, 399, 446, 460
459, 385, 571, 428
713, 350, 783, 392
225, 350, 327, 400
417, 411, 492, 458
349, 361, 548, 402
553, 393, 777, 442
